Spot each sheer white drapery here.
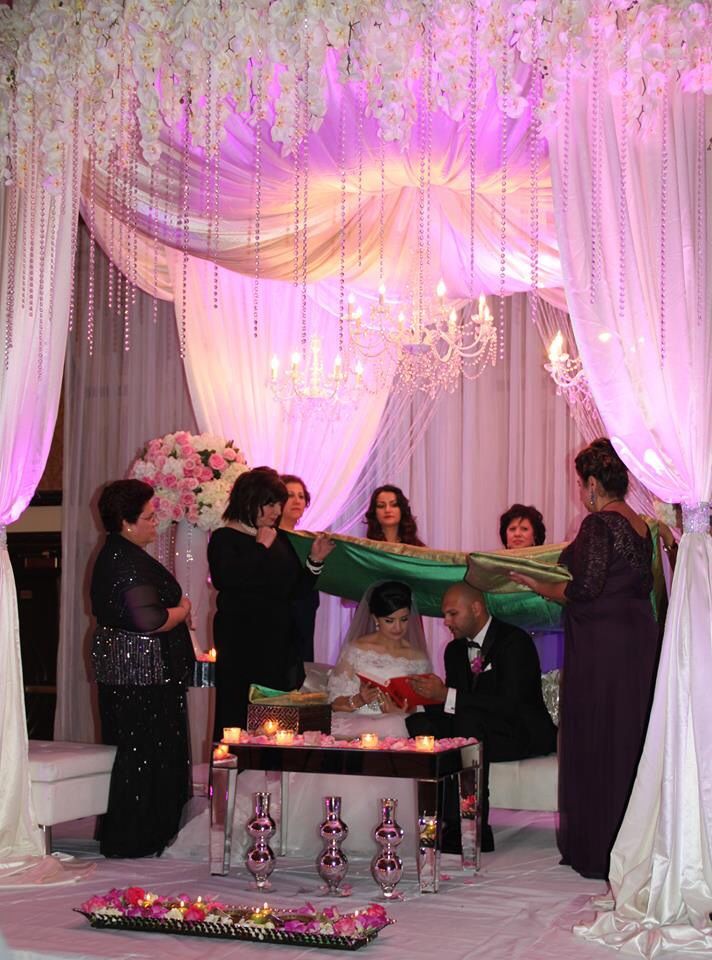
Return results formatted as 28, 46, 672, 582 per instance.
170, 253, 395, 531
55, 224, 198, 744
0, 163, 77, 857
550, 77, 712, 954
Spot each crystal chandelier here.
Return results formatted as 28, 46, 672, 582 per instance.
544, 331, 594, 412
269, 335, 365, 417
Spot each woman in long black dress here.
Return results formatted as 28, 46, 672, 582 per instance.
509, 439, 659, 879
209, 467, 333, 734
91, 479, 193, 858
279, 473, 320, 663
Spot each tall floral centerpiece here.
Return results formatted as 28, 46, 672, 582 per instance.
129, 431, 249, 533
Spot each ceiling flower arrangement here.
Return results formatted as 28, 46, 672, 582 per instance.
1, 0, 710, 193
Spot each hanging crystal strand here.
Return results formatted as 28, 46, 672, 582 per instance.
498, 33, 509, 360
617, 10, 629, 331
659, 69, 669, 363
149, 163, 159, 322
527, 24, 541, 327
4, 112, 19, 368
694, 85, 705, 330
87, 126, 98, 358
338, 91, 347, 363
589, 0, 603, 306
205, 52, 214, 266
561, 10, 572, 216
107, 147, 117, 314
423, 14, 433, 285
299, 20, 311, 364
292, 72, 302, 294
212, 90, 223, 310
36, 188, 47, 381
378, 137, 386, 294
26, 118, 40, 322
417, 51, 427, 332
67, 91, 81, 334
253, 53, 264, 338
356, 83, 365, 271
180, 88, 192, 359
468, 0, 478, 304
125, 101, 140, 353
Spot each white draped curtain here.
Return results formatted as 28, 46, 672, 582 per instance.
550, 76, 712, 954
0, 158, 78, 857
55, 224, 199, 744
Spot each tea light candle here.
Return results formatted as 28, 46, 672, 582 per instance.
415, 735, 435, 752
212, 743, 230, 760
360, 732, 379, 749
222, 726, 242, 743
207, 647, 217, 662
275, 729, 295, 745
263, 719, 280, 736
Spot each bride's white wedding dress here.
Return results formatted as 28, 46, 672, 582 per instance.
164, 643, 432, 864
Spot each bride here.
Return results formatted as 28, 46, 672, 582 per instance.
164, 581, 431, 864
285, 581, 432, 858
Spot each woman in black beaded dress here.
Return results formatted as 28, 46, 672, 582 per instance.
509, 439, 660, 879
209, 467, 333, 735
90, 479, 193, 858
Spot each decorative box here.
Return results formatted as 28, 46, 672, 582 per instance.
246, 702, 332, 735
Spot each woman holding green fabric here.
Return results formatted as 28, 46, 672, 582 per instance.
509, 438, 660, 880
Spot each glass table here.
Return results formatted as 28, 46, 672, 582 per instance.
209, 739, 482, 894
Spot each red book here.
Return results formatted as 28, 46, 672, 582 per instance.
357, 673, 441, 708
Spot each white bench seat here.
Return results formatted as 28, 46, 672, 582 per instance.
28, 740, 117, 853
489, 753, 558, 812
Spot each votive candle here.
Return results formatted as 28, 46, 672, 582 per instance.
263, 719, 280, 736
360, 732, 379, 749
213, 743, 230, 760
275, 729, 295, 745
222, 727, 242, 743
415, 735, 435, 752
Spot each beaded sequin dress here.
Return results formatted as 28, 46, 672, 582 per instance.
90, 533, 193, 858
557, 511, 659, 879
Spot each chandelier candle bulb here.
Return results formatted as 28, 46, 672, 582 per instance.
436, 279, 446, 305
270, 355, 279, 381
378, 283, 386, 305
275, 729, 295, 745
360, 733, 379, 749
415, 735, 435, 752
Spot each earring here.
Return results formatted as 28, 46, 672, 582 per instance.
589, 491, 595, 508
127, 526, 132, 533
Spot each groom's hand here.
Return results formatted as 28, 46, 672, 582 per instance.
410, 673, 447, 703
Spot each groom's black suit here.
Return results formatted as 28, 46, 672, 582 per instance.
407, 616, 556, 848
441, 617, 557, 761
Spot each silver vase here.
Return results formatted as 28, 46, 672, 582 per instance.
316, 795, 349, 894
371, 797, 404, 899
245, 791, 276, 889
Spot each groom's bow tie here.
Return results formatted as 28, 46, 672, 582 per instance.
466, 639, 481, 650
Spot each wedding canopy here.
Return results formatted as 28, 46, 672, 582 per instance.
1, 2, 711, 954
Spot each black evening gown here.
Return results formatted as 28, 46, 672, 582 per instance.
208, 527, 316, 734
557, 512, 659, 879
90, 533, 193, 858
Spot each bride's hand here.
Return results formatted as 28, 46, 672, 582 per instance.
359, 681, 381, 706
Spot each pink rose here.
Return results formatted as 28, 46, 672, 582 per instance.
199, 467, 214, 483
180, 476, 199, 491
187, 506, 199, 524
153, 453, 167, 469
147, 439, 163, 456
179, 444, 195, 459
171, 504, 183, 521
163, 473, 178, 489
333, 916, 358, 936
223, 447, 237, 461
124, 887, 145, 906
183, 907, 204, 922
174, 431, 191, 445
179, 492, 197, 508
161, 442, 173, 456
208, 452, 226, 471
158, 497, 174, 516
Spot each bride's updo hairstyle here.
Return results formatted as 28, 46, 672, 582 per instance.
574, 438, 629, 498
368, 581, 412, 617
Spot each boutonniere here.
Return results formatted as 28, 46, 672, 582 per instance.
471, 655, 484, 675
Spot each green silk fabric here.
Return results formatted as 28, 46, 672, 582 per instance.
286, 531, 567, 630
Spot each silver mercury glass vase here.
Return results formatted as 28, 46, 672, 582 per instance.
316, 795, 349, 894
245, 791, 276, 889
371, 797, 404, 899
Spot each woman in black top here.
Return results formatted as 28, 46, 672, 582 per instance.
209, 467, 333, 733
90, 479, 193, 858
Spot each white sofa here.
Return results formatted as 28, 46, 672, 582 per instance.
28, 740, 117, 853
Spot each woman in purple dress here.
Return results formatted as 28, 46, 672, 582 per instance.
510, 439, 659, 879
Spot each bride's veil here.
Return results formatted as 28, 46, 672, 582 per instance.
338, 580, 427, 654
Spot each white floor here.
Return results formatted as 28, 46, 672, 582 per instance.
0, 810, 706, 960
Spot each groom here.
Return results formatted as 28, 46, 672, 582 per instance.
408, 581, 557, 851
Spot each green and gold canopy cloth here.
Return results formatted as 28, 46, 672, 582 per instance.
287, 520, 664, 631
